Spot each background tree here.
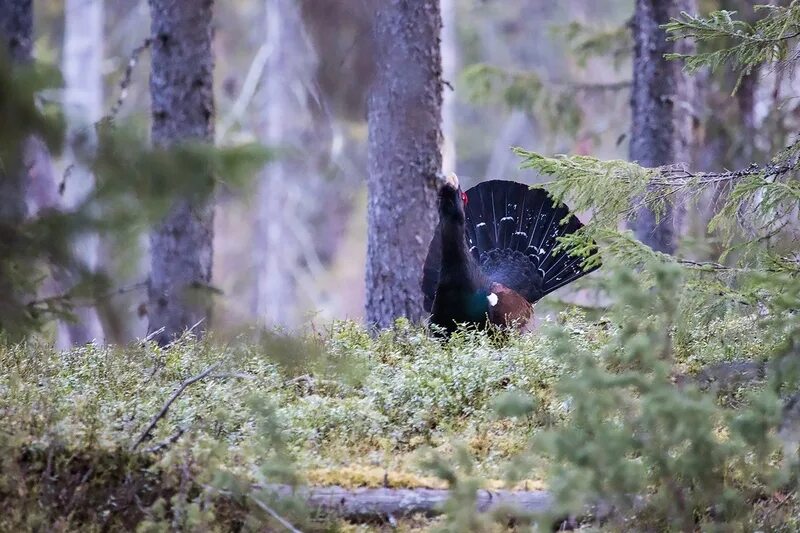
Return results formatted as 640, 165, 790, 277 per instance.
630, 0, 697, 254
57, 0, 105, 346
365, 0, 443, 328
146, 0, 216, 344
253, 0, 326, 327
441, 0, 457, 175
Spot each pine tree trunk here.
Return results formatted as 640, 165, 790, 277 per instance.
0, 0, 32, 334
146, 0, 215, 345
365, 0, 442, 329
0, 0, 31, 64
58, 0, 105, 346
0, 0, 31, 222
630, 0, 696, 254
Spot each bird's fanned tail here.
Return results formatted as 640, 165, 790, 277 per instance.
422, 179, 598, 312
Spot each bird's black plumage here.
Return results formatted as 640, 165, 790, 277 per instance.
423, 178, 599, 332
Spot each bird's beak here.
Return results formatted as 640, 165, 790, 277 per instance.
436, 171, 459, 190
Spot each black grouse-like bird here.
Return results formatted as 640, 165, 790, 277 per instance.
422, 173, 599, 333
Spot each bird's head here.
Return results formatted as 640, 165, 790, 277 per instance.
436, 171, 468, 223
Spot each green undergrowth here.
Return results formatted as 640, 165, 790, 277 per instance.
1, 265, 796, 530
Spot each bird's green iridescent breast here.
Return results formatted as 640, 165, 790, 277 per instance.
463, 290, 490, 322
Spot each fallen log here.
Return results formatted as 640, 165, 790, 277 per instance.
263, 484, 555, 520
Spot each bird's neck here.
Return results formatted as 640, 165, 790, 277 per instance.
439, 218, 479, 286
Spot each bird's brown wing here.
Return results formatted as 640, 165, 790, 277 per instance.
487, 282, 533, 330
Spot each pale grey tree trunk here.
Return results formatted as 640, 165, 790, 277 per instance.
630, 0, 696, 254
253, 0, 320, 328
147, 0, 215, 345
365, 1, 442, 328
58, 0, 105, 346
441, 0, 457, 175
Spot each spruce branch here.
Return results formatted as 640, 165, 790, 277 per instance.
513, 141, 800, 271
665, 5, 800, 83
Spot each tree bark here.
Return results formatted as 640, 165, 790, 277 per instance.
630, 0, 696, 254
0, 0, 32, 334
0, 0, 31, 222
59, 0, 105, 346
0, 0, 31, 65
146, 0, 215, 345
365, 0, 442, 329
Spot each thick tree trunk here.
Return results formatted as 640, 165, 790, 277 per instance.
365, 0, 442, 329
59, 0, 105, 346
0, 0, 31, 221
0, 0, 32, 333
630, 0, 696, 254
0, 0, 31, 64
146, 0, 215, 345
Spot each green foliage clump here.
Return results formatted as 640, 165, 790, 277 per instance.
461, 63, 584, 140
561, 21, 632, 69
535, 263, 789, 530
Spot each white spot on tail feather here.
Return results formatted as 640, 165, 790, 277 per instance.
487, 293, 498, 306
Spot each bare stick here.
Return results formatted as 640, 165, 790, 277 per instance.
131, 363, 220, 451
217, 41, 273, 142
143, 326, 166, 343
143, 426, 187, 454
249, 495, 304, 533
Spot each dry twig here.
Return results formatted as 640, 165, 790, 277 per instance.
131, 363, 220, 451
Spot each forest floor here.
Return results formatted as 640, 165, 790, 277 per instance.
0, 314, 773, 531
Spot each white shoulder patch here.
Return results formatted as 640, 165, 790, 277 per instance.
487, 293, 499, 307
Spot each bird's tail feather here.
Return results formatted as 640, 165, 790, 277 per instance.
464, 180, 598, 297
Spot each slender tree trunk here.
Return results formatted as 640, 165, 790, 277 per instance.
254, 0, 320, 328
365, 0, 442, 329
630, 0, 696, 254
58, 0, 105, 346
441, 0, 456, 175
146, 0, 215, 345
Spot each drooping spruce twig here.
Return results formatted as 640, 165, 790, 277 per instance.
106, 38, 153, 123
60, 38, 153, 196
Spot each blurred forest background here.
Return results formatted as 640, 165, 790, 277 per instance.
4, 0, 800, 530
26, 0, 766, 344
